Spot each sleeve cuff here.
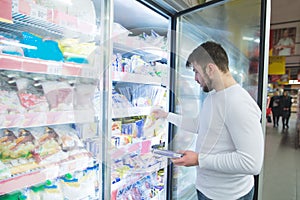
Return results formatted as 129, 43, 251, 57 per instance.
166, 112, 182, 125
198, 153, 208, 168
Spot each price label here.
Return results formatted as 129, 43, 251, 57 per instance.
82, 67, 97, 78
30, 4, 47, 20
12, 0, 18, 13
47, 63, 63, 75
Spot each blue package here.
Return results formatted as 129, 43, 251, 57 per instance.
135, 119, 144, 138
66, 56, 88, 64
20, 32, 64, 61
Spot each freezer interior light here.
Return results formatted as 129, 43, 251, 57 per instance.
243, 36, 253, 41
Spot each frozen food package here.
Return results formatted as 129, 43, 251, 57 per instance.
112, 120, 122, 135
42, 81, 74, 111
61, 170, 97, 200
152, 149, 183, 158
21, 32, 64, 61
113, 85, 132, 104
0, 36, 24, 56
0, 129, 38, 175
0, 74, 25, 114
112, 89, 133, 109
0, 160, 11, 180
0, 129, 17, 162
16, 78, 49, 112
58, 38, 96, 64
30, 126, 64, 163
73, 83, 95, 110
9, 129, 36, 160
41, 179, 64, 200
51, 125, 85, 152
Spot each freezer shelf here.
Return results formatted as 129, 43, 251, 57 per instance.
112, 106, 152, 118
112, 71, 162, 85
0, 110, 95, 129
0, 54, 97, 78
0, 152, 92, 195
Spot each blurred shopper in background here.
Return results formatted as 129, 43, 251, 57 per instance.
269, 91, 281, 127
281, 91, 292, 129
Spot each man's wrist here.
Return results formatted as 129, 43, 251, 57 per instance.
164, 111, 169, 118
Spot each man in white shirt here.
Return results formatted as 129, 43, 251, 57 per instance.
275, 29, 295, 56
152, 41, 264, 200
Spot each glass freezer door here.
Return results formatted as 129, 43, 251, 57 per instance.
171, 0, 269, 199
0, 0, 106, 199
108, 0, 172, 199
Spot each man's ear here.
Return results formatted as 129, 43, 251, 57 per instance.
205, 63, 216, 77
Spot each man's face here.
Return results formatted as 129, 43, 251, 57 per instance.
193, 63, 212, 92
283, 30, 289, 38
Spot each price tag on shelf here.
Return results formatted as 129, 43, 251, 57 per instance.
81, 67, 97, 78
30, 4, 47, 20
12, 0, 18, 13
47, 63, 63, 75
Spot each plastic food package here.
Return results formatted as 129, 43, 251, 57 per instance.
112, 89, 133, 109
61, 170, 97, 200
21, 32, 64, 61
41, 179, 64, 200
115, 84, 165, 107
42, 81, 74, 111
73, 83, 95, 110
16, 78, 49, 112
0, 160, 11, 180
9, 129, 36, 160
0, 75, 25, 114
0, 129, 17, 157
52, 125, 85, 152
58, 38, 96, 64
31, 127, 63, 163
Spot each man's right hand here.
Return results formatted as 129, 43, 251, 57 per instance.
151, 108, 168, 119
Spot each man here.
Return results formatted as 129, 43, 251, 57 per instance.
274, 29, 295, 56
152, 41, 264, 200
269, 91, 281, 127
281, 91, 292, 129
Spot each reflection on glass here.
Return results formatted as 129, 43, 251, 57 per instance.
173, 0, 262, 199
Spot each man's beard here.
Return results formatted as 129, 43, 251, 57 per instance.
202, 72, 212, 93
202, 85, 210, 93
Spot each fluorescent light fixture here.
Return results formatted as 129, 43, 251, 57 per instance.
242, 36, 253, 41
242, 37, 260, 43
254, 38, 260, 43
0, 40, 37, 50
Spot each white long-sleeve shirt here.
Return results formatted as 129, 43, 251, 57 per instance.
167, 84, 264, 199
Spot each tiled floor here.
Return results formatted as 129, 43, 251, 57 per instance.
262, 113, 300, 200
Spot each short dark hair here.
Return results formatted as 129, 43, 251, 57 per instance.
186, 41, 229, 73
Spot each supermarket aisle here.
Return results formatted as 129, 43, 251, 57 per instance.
262, 113, 300, 200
